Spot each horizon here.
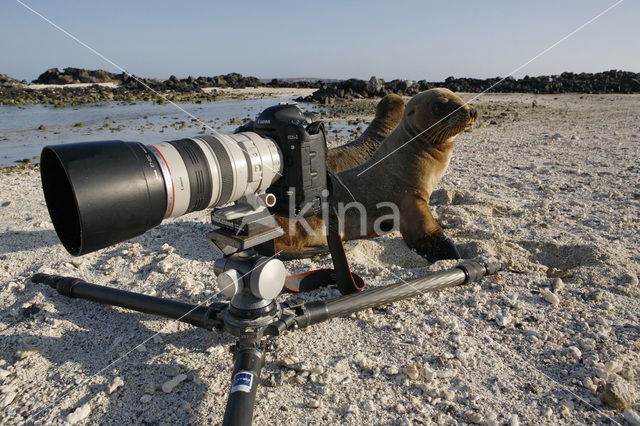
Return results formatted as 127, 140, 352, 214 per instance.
3, 0, 639, 82
5, 67, 640, 85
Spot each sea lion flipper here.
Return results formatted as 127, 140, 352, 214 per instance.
399, 196, 461, 261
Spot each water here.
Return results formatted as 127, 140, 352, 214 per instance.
0, 97, 355, 167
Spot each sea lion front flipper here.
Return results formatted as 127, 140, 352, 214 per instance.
399, 195, 461, 261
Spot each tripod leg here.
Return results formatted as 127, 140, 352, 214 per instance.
294, 260, 502, 329
31, 273, 222, 330
222, 338, 265, 426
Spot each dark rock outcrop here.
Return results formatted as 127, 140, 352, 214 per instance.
298, 70, 640, 103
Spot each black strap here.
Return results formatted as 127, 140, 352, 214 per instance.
325, 202, 365, 294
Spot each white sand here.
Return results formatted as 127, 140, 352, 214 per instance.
0, 93, 639, 425
22, 83, 317, 100
201, 87, 317, 98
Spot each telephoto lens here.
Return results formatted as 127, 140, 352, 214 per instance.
40, 132, 283, 256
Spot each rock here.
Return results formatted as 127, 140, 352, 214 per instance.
566, 346, 582, 358
0, 368, 11, 380
383, 366, 399, 376
143, 382, 156, 394
541, 288, 560, 305
363, 399, 376, 412
550, 278, 564, 292
509, 414, 520, 426
403, 365, 420, 380
308, 399, 321, 409
600, 379, 635, 410
466, 411, 484, 424
107, 376, 124, 394
1, 391, 16, 408
166, 365, 181, 377
496, 312, 513, 328
158, 261, 173, 273
162, 374, 188, 393
66, 403, 91, 424
140, 394, 152, 404
604, 360, 623, 375
420, 365, 436, 381
624, 409, 640, 426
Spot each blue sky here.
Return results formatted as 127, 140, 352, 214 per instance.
2, 0, 638, 81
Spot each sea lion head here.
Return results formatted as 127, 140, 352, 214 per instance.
402, 88, 477, 145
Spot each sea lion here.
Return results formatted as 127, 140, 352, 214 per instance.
326, 93, 405, 172
274, 88, 477, 261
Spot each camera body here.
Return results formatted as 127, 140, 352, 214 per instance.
236, 103, 328, 217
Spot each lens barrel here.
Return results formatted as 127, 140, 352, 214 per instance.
40, 133, 282, 256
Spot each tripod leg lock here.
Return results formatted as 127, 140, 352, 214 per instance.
32, 273, 83, 298
457, 260, 502, 285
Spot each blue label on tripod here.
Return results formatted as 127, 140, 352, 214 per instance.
231, 371, 253, 393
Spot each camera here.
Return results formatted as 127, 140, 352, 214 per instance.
40, 103, 328, 256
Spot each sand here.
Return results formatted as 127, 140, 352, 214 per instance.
0, 93, 639, 425
201, 87, 317, 99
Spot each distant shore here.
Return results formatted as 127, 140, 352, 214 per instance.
2, 68, 639, 107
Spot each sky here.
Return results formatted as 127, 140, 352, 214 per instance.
2, 0, 639, 82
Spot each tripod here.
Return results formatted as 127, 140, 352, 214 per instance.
31, 201, 501, 425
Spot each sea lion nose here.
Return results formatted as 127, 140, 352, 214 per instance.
469, 108, 477, 119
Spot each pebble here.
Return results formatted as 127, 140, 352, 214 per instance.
1, 391, 17, 408
437, 369, 457, 379
550, 278, 564, 292
566, 346, 582, 358
420, 365, 436, 381
166, 366, 181, 377
158, 261, 173, 273
394, 403, 406, 414
0, 368, 11, 380
623, 273, 639, 287
308, 399, 321, 409
363, 399, 376, 412
509, 414, 520, 426
496, 313, 513, 328
107, 376, 124, 394
403, 365, 420, 380
541, 288, 560, 305
466, 411, 484, 424
66, 403, 91, 424
383, 366, 399, 376
624, 409, 640, 426
441, 389, 456, 401
140, 394, 152, 404
144, 383, 156, 394
600, 379, 635, 410
162, 374, 187, 393
604, 360, 623, 374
